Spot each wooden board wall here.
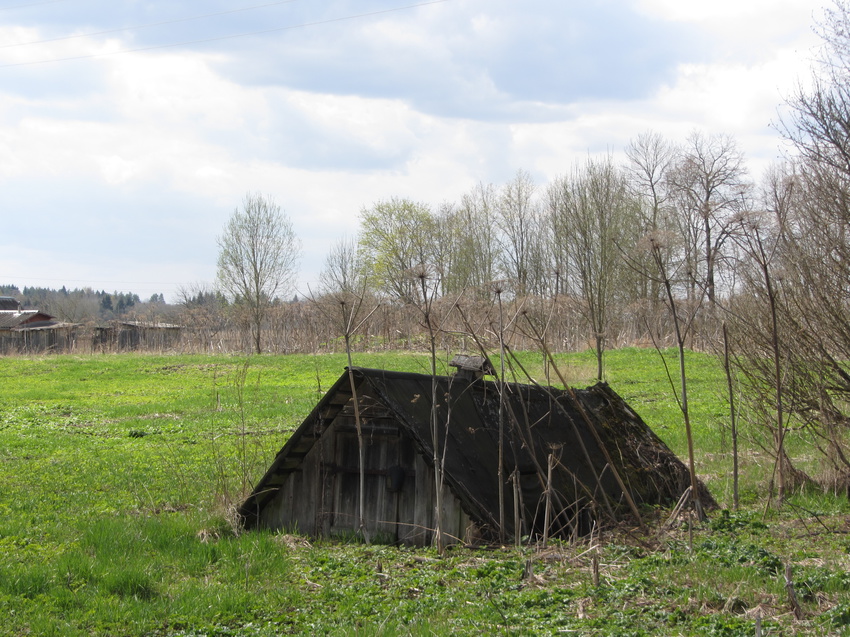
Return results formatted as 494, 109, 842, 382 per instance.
259, 419, 471, 546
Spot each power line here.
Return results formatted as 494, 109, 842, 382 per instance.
0, 0, 70, 11
7, 275, 186, 286
0, 0, 451, 68
0, 0, 301, 49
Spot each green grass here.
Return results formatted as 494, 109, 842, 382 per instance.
0, 349, 849, 635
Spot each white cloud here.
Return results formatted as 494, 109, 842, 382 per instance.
634, 0, 814, 24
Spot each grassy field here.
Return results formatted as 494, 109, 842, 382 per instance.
1, 349, 850, 635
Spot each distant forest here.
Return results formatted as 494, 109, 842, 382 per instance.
0, 284, 171, 324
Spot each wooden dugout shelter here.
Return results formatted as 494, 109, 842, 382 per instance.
239, 364, 713, 545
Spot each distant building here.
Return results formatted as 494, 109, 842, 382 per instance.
93, 320, 182, 351
0, 296, 20, 311
0, 297, 78, 353
0, 295, 59, 330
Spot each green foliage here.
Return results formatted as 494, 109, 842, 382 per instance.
358, 197, 436, 302
823, 603, 850, 632
0, 350, 849, 635
696, 537, 783, 576
708, 509, 768, 533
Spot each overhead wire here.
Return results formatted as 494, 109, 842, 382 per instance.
0, 0, 70, 10
9, 275, 183, 286
0, 0, 451, 68
0, 0, 301, 48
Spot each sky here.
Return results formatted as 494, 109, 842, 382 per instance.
0, 0, 823, 303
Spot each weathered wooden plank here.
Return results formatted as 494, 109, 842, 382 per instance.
326, 393, 352, 406
396, 435, 417, 544
318, 426, 335, 537
413, 453, 434, 547
330, 430, 359, 537
440, 482, 465, 545
375, 435, 398, 540
291, 446, 319, 534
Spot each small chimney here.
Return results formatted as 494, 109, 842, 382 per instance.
449, 354, 496, 381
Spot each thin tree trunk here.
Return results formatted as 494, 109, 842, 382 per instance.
418, 276, 444, 554
497, 290, 506, 544
344, 333, 369, 544
722, 322, 740, 510
765, 259, 786, 507
595, 332, 604, 382
428, 327, 443, 553
513, 472, 522, 548
543, 452, 554, 548
676, 311, 704, 520
704, 208, 716, 306
660, 251, 704, 520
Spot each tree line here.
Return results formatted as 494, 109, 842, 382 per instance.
0, 284, 167, 323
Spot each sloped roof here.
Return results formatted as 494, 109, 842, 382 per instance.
0, 297, 20, 311
0, 310, 55, 330
240, 367, 713, 536
13, 321, 77, 332
93, 320, 181, 331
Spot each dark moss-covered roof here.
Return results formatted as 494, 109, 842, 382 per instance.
0, 297, 20, 311
239, 367, 713, 537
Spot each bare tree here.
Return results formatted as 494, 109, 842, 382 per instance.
435, 184, 502, 297
409, 265, 448, 553
640, 228, 707, 519
759, 164, 850, 489
461, 183, 502, 293
781, 1, 850, 180
216, 193, 301, 354
667, 131, 750, 307
51, 289, 100, 325
626, 131, 678, 305
548, 156, 638, 380
319, 236, 365, 298
177, 282, 229, 353
729, 205, 792, 507
755, 1, 850, 491
314, 237, 380, 542
495, 170, 547, 297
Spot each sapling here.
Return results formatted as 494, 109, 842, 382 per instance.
310, 244, 380, 543
412, 264, 446, 553
635, 230, 707, 520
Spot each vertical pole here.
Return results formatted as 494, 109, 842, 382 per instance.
497, 289, 506, 545
543, 452, 554, 548
513, 472, 521, 548
722, 322, 740, 510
